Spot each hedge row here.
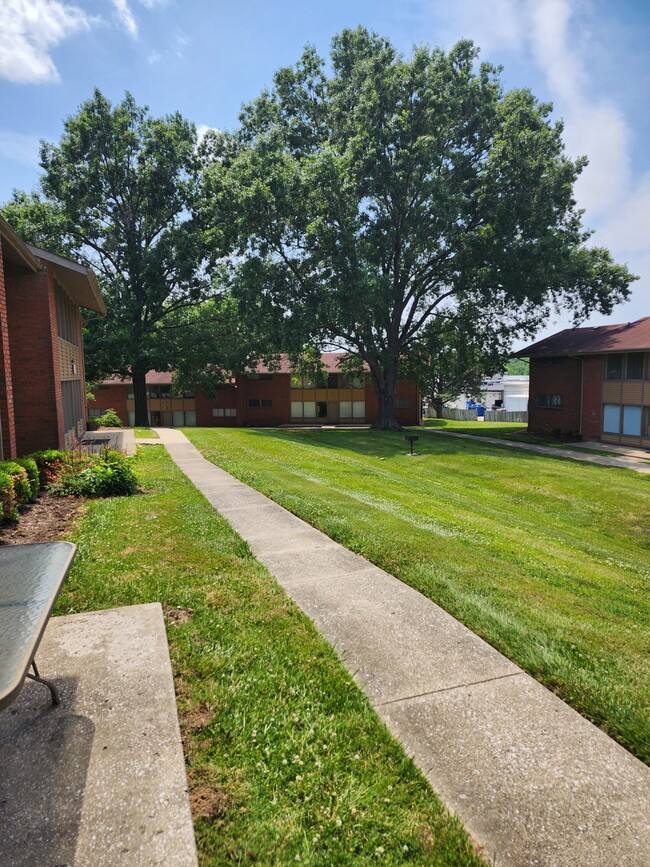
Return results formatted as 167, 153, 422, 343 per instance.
0, 447, 138, 523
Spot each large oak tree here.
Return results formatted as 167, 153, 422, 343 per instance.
202, 28, 635, 430
37, 90, 212, 425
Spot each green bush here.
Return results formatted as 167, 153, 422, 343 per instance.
27, 449, 66, 487
90, 408, 123, 428
0, 469, 16, 520
50, 449, 138, 498
0, 461, 31, 510
14, 457, 39, 500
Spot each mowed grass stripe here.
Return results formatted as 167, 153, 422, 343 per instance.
185, 427, 650, 763
56, 446, 483, 865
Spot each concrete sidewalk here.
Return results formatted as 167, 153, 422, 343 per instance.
153, 428, 650, 867
420, 427, 650, 473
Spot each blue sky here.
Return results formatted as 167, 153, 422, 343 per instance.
0, 0, 648, 339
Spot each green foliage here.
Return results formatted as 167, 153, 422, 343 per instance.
50, 449, 138, 499
0, 461, 32, 510
409, 311, 510, 412
505, 357, 529, 375
0, 469, 16, 520
90, 408, 123, 428
201, 27, 636, 430
1, 190, 80, 259
15, 90, 216, 426
14, 457, 39, 500
27, 449, 66, 487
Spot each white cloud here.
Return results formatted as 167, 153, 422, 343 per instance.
110, 0, 137, 38
111, 0, 167, 39
425, 0, 642, 222
0, 0, 91, 84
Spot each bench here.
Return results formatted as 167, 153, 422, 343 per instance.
0, 542, 77, 711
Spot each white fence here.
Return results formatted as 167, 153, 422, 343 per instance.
437, 408, 528, 423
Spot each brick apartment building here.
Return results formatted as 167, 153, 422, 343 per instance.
89, 354, 420, 428
0, 215, 106, 458
518, 317, 650, 447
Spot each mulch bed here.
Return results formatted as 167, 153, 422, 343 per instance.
0, 493, 85, 545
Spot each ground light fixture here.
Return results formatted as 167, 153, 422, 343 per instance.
405, 434, 419, 455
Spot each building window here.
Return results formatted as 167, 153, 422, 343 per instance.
340, 373, 365, 388
603, 404, 621, 433
55, 286, 79, 346
603, 403, 621, 433
248, 399, 273, 408
352, 401, 365, 418
622, 405, 642, 436
396, 399, 411, 408
212, 408, 237, 417
605, 354, 624, 380
625, 353, 645, 380
247, 373, 273, 381
88, 408, 103, 418
291, 401, 316, 418
536, 394, 563, 408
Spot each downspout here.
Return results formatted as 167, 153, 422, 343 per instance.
578, 356, 583, 437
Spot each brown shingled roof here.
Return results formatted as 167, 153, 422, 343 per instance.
516, 317, 650, 357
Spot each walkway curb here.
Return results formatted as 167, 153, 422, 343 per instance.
419, 427, 650, 473
154, 428, 650, 867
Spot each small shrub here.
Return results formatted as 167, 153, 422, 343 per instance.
91, 408, 123, 428
0, 469, 16, 520
28, 449, 66, 487
0, 461, 31, 510
50, 449, 138, 498
14, 457, 39, 501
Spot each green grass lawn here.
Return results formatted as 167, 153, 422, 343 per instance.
185, 427, 650, 764
421, 419, 650, 458
133, 427, 158, 438
56, 446, 483, 866
422, 418, 529, 438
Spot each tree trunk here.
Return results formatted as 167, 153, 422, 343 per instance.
433, 396, 444, 418
132, 367, 149, 427
370, 359, 401, 431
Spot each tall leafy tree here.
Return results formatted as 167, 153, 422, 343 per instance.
35, 90, 212, 425
202, 27, 635, 430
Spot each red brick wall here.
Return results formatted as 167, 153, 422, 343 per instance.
238, 374, 292, 426
5, 263, 64, 454
581, 355, 604, 440
0, 243, 17, 458
195, 386, 238, 426
527, 356, 583, 435
89, 384, 129, 424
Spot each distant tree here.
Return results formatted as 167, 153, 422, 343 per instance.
202, 27, 635, 430
505, 357, 529, 375
409, 310, 511, 416
30, 89, 213, 425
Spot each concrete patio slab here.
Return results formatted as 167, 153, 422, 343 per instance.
155, 428, 650, 867
0, 602, 197, 867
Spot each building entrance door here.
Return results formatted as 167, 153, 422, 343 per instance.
327, 402, 339, 424
317, 401, 327, 421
